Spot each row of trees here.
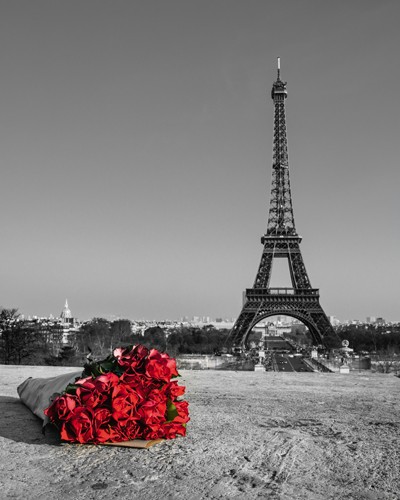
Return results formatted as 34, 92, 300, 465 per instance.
335, 324, 400, 354
0, 308, 65, 364
281, 323, 400, 354
70, 322, 231, 361
0, 308, 231, 365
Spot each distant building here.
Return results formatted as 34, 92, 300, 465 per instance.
366, 316, 376, 324
328, 315, 341, 326
60, 299, 73, 323
58, 299, 80, 342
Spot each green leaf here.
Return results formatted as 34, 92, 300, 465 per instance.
82, 354, 122, 378
166, 399, 179, 422
115, 366, 125, 376
99, 359, 116, 372
64, 384, 78, 395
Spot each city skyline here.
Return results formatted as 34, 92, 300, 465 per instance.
6, 297, 398, 327
1, 1, 399, 322
9, 299, 400, 327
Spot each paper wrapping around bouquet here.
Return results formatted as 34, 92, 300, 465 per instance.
60, 439, 165, 449
100, 438, 164, 448
17, 371, 82, 423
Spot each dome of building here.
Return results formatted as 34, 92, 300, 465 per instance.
60, 299, 72, 320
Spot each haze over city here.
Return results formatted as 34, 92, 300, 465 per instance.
1, 1, 399, 322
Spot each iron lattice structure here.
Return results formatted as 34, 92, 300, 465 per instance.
229, 62, 338, 350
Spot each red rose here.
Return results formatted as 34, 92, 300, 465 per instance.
172, 400, 190, 424
92, 372, 119, 394
111, 384, 140, 422
160, 421, 187, 439
59, 406, 94, 443
74, 376, 94, 387
157, 400, 189, 439
145, 350, 179, 382
44, 394, 78, 424
142, 423, 165, 440
114, 344, 149, 372
137, 389, 167, 425
164, 380, 186, 400
93, 408, 119, 443
115, 419, 142, 441
119, 370, 143, 387
75, 378, 107, 409
120, 371, 161, 400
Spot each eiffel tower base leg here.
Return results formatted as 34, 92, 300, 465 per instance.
229, 290, 340, 351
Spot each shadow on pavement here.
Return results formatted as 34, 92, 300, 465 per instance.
0, 396, 61, 445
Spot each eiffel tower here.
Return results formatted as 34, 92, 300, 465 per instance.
229, 59, 338, 351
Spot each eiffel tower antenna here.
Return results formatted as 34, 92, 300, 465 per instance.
227, 60, 338, 351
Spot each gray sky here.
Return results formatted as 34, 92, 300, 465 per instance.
1, 0, 399, 322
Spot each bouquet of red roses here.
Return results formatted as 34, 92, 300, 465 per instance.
18, 345, 189, 445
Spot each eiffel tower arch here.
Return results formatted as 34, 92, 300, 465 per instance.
228, 59, 338, 351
